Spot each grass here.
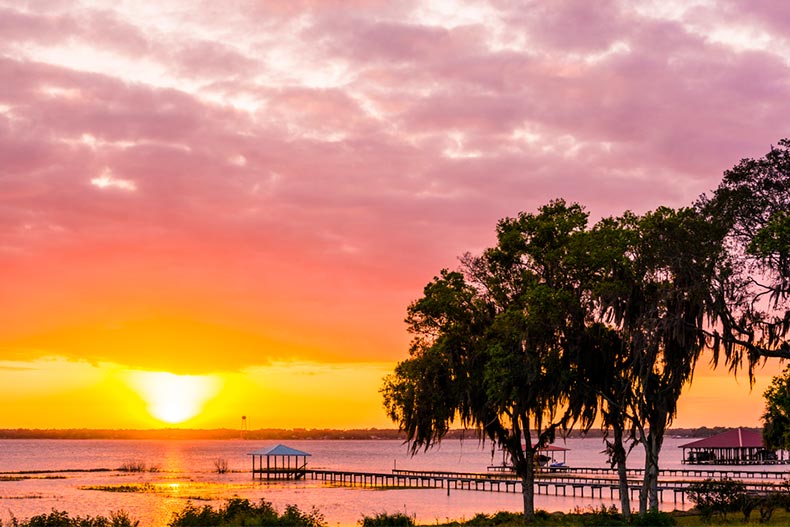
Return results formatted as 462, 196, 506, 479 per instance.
9, 500, 790, 526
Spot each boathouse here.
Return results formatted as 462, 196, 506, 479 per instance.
248, 444, 311, 479
679, 428, 778, 465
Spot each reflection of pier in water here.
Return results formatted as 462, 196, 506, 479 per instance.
302, 467, 790, 505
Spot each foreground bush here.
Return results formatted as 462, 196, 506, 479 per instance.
359, 512, 415, 526
168, 497, 325, 527
630, 511, 675, 526
686, 477, 746, 521
1, 510, 138, 527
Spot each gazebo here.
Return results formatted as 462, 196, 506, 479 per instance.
488, 443, 571, 473
248, 444, 311, 479
679, 428, 778, 465
536, 444, 570, 468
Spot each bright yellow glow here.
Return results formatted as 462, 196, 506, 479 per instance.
126, 371, 221, 424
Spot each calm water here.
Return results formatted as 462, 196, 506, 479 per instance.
0, 437, 785, 526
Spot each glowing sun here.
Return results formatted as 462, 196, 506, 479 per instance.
126, 371, 221, 424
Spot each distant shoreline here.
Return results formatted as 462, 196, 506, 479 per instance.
0, 426, 759, 440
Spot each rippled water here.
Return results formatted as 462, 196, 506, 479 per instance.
0, 437, 785, 526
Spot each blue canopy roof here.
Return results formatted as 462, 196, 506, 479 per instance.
248, 444, 312, 457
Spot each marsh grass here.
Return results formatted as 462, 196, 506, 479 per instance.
116, 461, 161, 473
1, 469, 111, 475
0, 475, 66, 481
117, 461, 147, 473
80, 483, 156, 493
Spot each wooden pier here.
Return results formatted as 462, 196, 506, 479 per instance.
301, 468, 787, 505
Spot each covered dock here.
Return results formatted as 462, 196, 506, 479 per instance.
679, 428, 778, 465
488, 443, 570, 473
248, 444, 311, 479
536, 444, 570, 468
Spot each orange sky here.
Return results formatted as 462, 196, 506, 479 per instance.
2, 0, 790, 429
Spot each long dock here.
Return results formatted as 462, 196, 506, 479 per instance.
302, 468, 786, 504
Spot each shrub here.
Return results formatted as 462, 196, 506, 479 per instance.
744, 488, 790, 523
213, 458, 229, 474
686, 477, 746, 522
7, 510, 138, 527
168, 498, 325, 527
358, 512, 414, 527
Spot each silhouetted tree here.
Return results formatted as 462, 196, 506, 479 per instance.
383, 201, 600, 522
596, 207, 727, 514
703, 138, 790, 371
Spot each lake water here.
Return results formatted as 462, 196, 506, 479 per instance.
0, 437, 787, 526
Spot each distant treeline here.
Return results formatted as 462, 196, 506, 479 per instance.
0, 426, 758, 440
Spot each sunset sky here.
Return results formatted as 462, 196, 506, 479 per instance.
1, 0, 789, 430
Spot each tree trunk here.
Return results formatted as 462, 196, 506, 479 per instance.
521, 454, 535, 523
611, 424, 631, 519
639, 430, 663, 515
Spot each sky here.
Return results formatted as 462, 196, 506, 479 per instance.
1, 0, 789, 430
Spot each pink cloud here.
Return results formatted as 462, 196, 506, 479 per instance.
506, 0, 630, 52
1, 1, 790, 373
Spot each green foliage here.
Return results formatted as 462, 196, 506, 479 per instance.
5, 510, 138, 527
358, 512, 415, 526
763, 365, 790, 451
686, 477, 747, 522
167, 498, 325, 527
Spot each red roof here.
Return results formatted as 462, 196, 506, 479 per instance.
679, 428, 764, 449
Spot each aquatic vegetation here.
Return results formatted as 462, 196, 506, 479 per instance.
114, 460, 161, 473
0, 475, 66, 482
79, 483, 156, 493
117, 461, 147, 473
0, 494, 48, 500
